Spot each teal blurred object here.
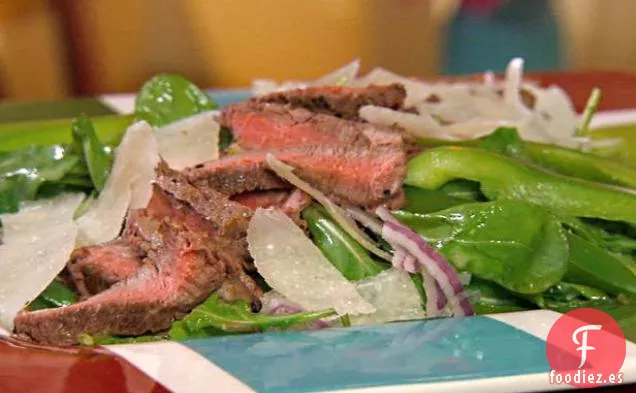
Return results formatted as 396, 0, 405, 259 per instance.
443, 0, 565, 75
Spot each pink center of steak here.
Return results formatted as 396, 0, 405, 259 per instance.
220, 102, 406, 152
185, 145, 407, 210
15, 219, 232, 345
67, 240, 146, 298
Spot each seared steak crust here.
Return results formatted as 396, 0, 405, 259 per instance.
255, 83, 407, 120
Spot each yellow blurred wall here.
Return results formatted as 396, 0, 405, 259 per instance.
3, 0, 636, 99
183, 0, 434, 87
0, 0, 71, 100
554, 0, 636, 72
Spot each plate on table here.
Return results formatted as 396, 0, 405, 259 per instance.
1, 72, 636, 393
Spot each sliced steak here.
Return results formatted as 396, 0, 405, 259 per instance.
67, 240, 145, 298
14, 218, 232, 345
15, 164, 262, 345
154, 160, 252, 239
219, 101, 406, 152
185, 145, 407, 209
231, 189, 312, 229
255, 83, 407, 119
231, 190, 290, 210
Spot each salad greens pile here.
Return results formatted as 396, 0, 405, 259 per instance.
1, 72, 635, 344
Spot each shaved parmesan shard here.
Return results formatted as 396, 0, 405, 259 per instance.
252, 59, 360, 96
247, 208, 375, 316
352, 268, 426, 325
156, 111, 220, 170
0, 193, 84, 330
311, 59, 360, 87
359, 105, 458, 141
76, 121, 159, 246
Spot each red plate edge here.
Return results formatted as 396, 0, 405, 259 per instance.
0, 338, 169, 393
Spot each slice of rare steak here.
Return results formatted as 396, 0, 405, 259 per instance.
154, 160, 252, 239
219, 101, 406, 151
231, 189, 312, 229
255, 83, 407, 120
185, 145, 407, 209
67, 239, 145, 298
14, 163, 262, 345
14, 218, 232, 345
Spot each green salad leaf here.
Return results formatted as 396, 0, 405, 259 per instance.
168, 294, 336, 340
303, 204, 387, 281
27, 280, 78, 311
564, 232, 636, 299
527, 282, 617, 312
71, 114, 113, 192
406, 146, 636, 226
0, 115, 133, 152
476, 127, 533, 161
403, 185, 474, 214
0, 145, 84, 213
392, 201, 570, 295
135, 74, 218, 127
474, 127, 636, 189
467, 278, 533, 315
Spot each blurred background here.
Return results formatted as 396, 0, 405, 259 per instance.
1, 0, 636, 101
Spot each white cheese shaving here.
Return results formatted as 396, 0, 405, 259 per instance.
359, 105, 458, 141
352, 268, 426, 325
0, 193, 84, 330
350, 58, 584, 149
156, 111, 220, 170
251, 59, 360, 96
247, 208, 375, 316
76, 121, 159, 246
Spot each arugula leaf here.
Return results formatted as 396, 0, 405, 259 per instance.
27, 280, 78, 311
169, 294, 336, 340
303, 204, 387, 281
393, 200, 570, 295
577, 218, 636, 257
0, 145, 84, 213
219, 127, 235, 151
564, 232, 636, 299
476, 127, 533, 161
403, 185, 474, 214
467, 278, 534, 315
0, 115, 133, 152
71, 114, 113, 192
527, 282, 617, 311
135, 74, 218, 127
438, 179, 486, 201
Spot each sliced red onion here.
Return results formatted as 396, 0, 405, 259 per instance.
422, 270, 447, 317
389, 239, 446, 317
376, 207, 474, 317
391, 247, 407, 270
260, 291, 335, 330
346, 207, 384, 235
402, 253, 419, 274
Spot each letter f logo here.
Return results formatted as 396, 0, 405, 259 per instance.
572, 324, 602, 368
